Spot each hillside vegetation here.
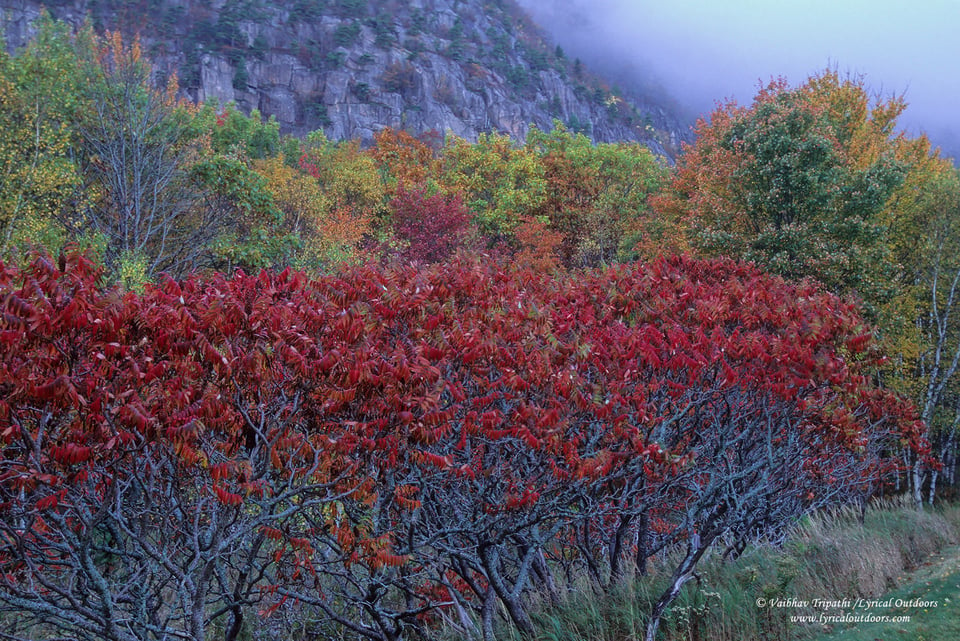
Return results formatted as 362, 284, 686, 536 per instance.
0, 0, 687, 151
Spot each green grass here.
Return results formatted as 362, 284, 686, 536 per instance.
811, 545, 960, 641
451, 499, 960, 641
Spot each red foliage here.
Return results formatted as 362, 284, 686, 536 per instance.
0, 249, 926, 640
390, 186, 476, 263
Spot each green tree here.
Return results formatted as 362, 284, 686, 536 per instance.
189, 154, 294, 271
231, 57, 248, 91
197, 102, 281, 159
441, 131, 546, 238
654, 71, 923, 318
0, 12, 87, 256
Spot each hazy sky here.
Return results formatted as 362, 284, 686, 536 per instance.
518, 0, 960, 155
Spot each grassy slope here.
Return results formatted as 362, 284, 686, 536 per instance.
812, 545, 960, 641
475, 500, 960, 641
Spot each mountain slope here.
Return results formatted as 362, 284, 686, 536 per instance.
1, 0, 689, 156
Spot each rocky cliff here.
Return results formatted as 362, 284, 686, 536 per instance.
0, 0, 690, 157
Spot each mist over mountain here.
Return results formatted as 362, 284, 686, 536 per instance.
518, 0, 960, 160
8, 1, 953, 160
0, 0, 690, 157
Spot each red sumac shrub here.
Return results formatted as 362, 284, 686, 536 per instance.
0, 250, 926, 641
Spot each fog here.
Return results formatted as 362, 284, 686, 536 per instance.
518, 0, 960, 158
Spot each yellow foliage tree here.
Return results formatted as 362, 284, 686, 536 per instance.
0, 13, 86, 257
298, 131, 384, 257
441, 131, 546, 238
256, 156, 369, 268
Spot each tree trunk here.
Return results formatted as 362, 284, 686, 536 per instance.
579, 521, 605, 587
609, 513, 632, 585
533, 550, 560, 607
929, 469, 939, 505
479, 545, 535, 637
912, 458, 924, 508
635, 512, 649, 577
224, 608, 243, 641
644, 533, 706, 641
481, 586, 496, 641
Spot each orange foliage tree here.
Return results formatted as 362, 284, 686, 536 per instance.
526, 122, 666, 267
371, 128, 443, 194
298, 131, 385, 263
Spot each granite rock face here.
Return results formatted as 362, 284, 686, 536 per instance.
0, 0, 690, 157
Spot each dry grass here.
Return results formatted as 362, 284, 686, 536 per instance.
454, 497, 960, 641
786, 497, 958, 599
